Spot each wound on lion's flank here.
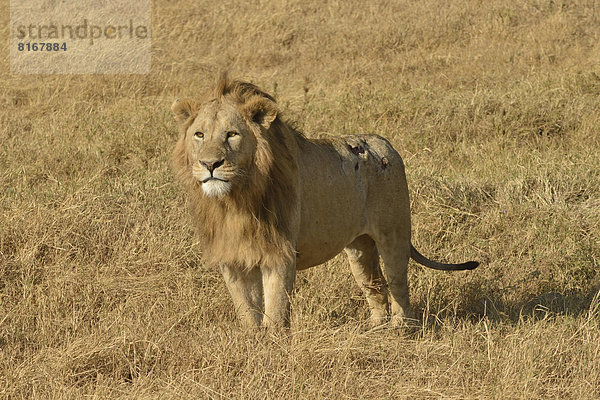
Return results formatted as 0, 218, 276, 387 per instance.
349, 144, 366, 155
381, 157, 388, 170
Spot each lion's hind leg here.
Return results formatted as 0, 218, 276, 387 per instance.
344, 235, 389, 327
375, 237, 414, 327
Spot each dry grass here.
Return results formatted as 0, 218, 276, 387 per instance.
2, 0, 600, 398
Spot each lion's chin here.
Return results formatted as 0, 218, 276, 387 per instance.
201, 179, 232, 198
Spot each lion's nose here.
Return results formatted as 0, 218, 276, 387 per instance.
200, 159, 225, 173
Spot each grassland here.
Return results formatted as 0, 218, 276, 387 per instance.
1, 0, 600, 398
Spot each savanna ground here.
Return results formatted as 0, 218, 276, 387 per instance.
1, 0, 600, 398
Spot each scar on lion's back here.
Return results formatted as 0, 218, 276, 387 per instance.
344, 135, 393, 172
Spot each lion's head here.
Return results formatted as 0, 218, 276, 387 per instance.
171, 74, 299, 270
171, 76, 281, 199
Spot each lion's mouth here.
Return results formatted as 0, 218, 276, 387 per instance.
202, 177, 229, 183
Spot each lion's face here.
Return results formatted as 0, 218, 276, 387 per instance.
183, 100, 259, 198
172, 85, 279, 199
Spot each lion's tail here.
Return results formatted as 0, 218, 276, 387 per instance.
410, 244, 479, 271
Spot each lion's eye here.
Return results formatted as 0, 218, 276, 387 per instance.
194, 131, 204, 139
226, 131, 239, 138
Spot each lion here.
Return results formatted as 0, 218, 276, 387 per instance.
171, 74, 479, 329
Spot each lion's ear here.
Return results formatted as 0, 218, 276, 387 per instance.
241, 97, 278, 129
171, 98, 197, 124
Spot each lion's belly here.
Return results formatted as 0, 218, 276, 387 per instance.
295, 206, 362, 269
296, 244, 347, 270
295, 194, 365, 269
295, 218, 361, 269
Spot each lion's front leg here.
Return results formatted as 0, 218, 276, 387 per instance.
261, 258, 296, 328
220, 264, 264, 329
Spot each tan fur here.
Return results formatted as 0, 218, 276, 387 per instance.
172, 75, 478, 329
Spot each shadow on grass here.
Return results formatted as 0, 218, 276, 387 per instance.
416, 281, 600, 328
482, 287, 599, 323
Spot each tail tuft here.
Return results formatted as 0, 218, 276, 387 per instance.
461, 261, 479, 270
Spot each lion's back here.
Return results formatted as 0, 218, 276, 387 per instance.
298, 133, 406, 184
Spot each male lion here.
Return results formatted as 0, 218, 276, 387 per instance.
172, 75, 478, 329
